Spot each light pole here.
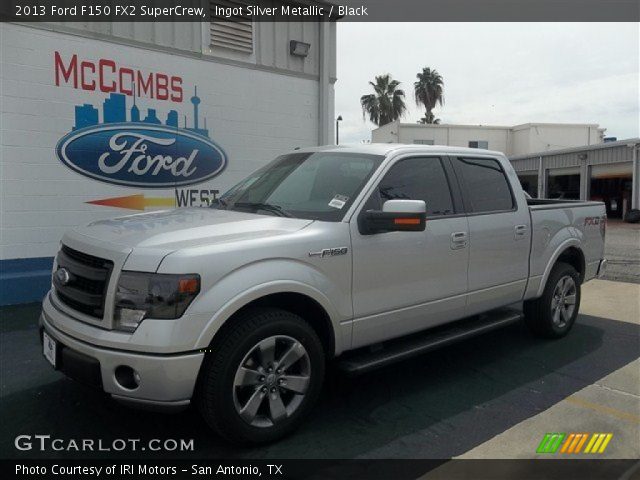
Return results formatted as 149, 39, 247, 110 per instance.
336, 115, 343, 145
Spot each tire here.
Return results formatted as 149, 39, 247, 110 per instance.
624, 209, 640, 224
196, 307, 325, 445
523, 262, 581, 339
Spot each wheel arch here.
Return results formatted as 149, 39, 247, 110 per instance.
195, 281, 344, 358
536, 241, 586, 297
219, 292, 336, 359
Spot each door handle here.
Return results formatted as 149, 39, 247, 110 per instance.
515, 224, 528, 240
451, 231, 468, 250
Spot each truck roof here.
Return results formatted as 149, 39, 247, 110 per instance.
294, 143, 505, 157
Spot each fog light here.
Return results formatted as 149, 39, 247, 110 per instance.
115, 366, 139, 390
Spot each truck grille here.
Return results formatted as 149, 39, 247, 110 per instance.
53, 245, 113, 318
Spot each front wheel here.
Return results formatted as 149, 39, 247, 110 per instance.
524, 262, 581, 338
197, 308, 325, 445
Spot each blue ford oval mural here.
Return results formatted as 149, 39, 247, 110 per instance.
55, 89, 227, 188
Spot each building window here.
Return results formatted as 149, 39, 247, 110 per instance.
210, 1, 253, 53
413, 140, 435, 145
469, 140, 489, 149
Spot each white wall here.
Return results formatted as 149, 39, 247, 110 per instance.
512, 124, 603, 155
373, 123, 510, 152
40, 1, 337, 80
372, 122, 604, 156
370, 121, 398, 143
1, 23, 326, 261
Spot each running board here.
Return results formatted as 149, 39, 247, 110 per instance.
337, 308, 523, 375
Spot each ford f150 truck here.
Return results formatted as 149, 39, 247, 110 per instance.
40, 144, 607, 444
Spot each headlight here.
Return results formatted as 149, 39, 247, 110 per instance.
114, 271, 200, 332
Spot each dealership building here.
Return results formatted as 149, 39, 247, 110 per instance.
0, 7, 337, 304
371, 121, 607, 156
373, 121, 640, 219
510, 139, 640, 218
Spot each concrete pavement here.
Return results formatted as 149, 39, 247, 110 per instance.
457, 280, 640, 459
602, 221, 640, 284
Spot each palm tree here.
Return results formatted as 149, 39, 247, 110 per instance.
418, 114, 441, 125
360, 74, 406, 126
414, 67, 444, 125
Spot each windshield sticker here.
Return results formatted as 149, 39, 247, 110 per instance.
328, 194, 349, 209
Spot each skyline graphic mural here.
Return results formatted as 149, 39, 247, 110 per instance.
73, 86, 210, 138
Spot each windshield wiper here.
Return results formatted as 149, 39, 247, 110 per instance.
232, 202, 293, 218
209, 197, 228, 209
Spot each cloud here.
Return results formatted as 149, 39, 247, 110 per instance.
335, 23, 639, 144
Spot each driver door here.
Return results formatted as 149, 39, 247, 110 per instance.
349, 156, 469, 349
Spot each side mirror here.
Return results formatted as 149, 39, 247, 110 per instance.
359, 200, 427, 235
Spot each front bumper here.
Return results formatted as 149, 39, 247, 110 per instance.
40, 309, 204, 410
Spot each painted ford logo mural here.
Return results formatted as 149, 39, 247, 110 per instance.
55, 87, 227, 188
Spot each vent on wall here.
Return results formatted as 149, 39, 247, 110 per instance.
209, 0, 254, 53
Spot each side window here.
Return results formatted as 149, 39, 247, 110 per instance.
366, 157, 454, 216
453, 157, 514, 213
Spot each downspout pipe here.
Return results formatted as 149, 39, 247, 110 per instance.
318, 21, 331, 145
632, 142, 640, 210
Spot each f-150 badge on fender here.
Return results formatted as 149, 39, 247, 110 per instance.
308, 247, 348, 258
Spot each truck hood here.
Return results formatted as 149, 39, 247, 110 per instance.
71, 208, 314, 251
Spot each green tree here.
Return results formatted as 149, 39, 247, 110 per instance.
418, 113, 441, 124
360, 74, 407, 126
414, 67, 444, 124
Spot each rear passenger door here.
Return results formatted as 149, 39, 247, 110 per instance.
450, 156, 531, 314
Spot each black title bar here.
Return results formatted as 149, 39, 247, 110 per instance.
4, 459, 640, 480
1, 0, 639, 22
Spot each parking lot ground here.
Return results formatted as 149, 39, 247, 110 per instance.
458, 280, 640, 459
602, 220, 640, 284
1, 280, 638, 460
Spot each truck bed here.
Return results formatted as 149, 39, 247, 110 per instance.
527, 198, 604, 209
525, 198, 606, 300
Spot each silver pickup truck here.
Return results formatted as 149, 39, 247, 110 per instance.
40, 144, 607, 444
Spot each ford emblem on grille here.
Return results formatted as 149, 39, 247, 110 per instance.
55, 268, 71, 285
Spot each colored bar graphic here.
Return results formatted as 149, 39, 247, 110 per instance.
598, 433, 613, 453
540, 433, 613, 454
584, 433, 614, 454
562, 433, 590, 453
537, 433, 566, 453
559, 433, 573, 453
536, 433, 553, 453
87, 194, 176, 211
584, 433, 599, 453
574, 433, 589, 453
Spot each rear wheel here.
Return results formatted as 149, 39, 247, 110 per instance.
197, 308, 325, 445
524, 262, 581, 338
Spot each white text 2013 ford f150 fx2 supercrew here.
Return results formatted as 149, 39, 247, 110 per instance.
40, 145, 607, 444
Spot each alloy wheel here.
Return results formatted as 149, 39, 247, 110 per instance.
550, 275, 577, 328
232, 335, 311, 428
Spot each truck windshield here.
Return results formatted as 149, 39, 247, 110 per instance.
213, 152, 384, 221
